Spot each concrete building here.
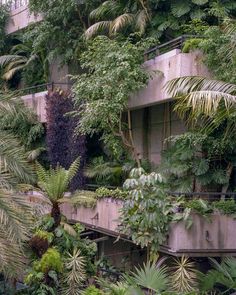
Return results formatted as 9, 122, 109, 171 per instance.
4, 0, 235, 267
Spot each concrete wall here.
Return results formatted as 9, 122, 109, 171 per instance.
60, 198, 236, 257
6, 4, 42, 34
168, 213, 236, 257
21, 91, 47, 123
129, 49, 210, 109
132, 103, 186, 164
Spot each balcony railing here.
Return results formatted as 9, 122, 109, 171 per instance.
144, 35, 203, 61
0, 0, 28, 10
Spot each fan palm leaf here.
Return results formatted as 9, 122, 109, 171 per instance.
126, 262, 169, 293
199, 257, 236, 292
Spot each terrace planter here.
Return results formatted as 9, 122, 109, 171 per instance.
167, 213, 236, 256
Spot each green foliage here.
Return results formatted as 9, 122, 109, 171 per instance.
61, 190, 97, 208
120, 168, 175, 256
213, 199, 236, 215
199, 257, 236, 293
72, 36, 152, 157
61, 249, 86, 295
34, 248, 63, 273
182, 38, 203, 53
95, 187, 128, 199
28, 0, 100, 62
0, 4, 8, 54
160, 132, 233, 193
34, 230, 54, 244
199, 19, 236, 84
36, 158, 80, 202
82, 285, 104, 295
126, 262, 169, 294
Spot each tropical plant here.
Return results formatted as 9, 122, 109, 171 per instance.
0, 37, 47, 87
0, 3, 9, 54
61, 249, 86, 295
0, 190, 33, 279
165, 76, 236, 194
160, 132, 233, 194
0, 90, 45, 159
85, 0, 236, 40
170, 256, 198, 293
126, 262, 169, 294
36, 158, 80, 228
85, 0, 150, 39
199, 257, 236, 293
72, 36, 153, 166
199, 19, 236, 84
120, 168, 175, 259
165, 76, 236, 134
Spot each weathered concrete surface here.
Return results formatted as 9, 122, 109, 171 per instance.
167, 213, 236, 256
131, 103, 186, 164
61, 198, 123, 235
62, 199, 236, 257
6, 5, 42, 34
27, 193, 236, 256
129, 49, 211, 109
21, 91, 47, 123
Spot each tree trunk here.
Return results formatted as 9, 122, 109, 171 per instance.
51, 202, 61, 230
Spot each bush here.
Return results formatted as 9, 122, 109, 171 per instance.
82, 285, 104, 295
34, 248, 63, 273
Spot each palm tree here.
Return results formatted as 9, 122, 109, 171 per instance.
36, 158, 80, 229
0, 37, 48, 85
165, 76, 236, 136
0, 190, 33, 278
0, 93, 36, 278
85, 0, 150, 39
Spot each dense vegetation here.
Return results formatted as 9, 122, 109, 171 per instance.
0, 0, 236, 294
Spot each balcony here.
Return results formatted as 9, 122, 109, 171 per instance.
129, 37, 210, 109
59, 196, 236, 257
4, 0, 42, 34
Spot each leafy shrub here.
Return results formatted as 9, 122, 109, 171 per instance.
182, 38, 203, 53
185, 199, 213, 216
95, 187, 128, 199
34, 248, 63, 273
213, 199, 236, 215
35, 230, 54, 244
82, 285, 104, 295
120, 168, 174, 259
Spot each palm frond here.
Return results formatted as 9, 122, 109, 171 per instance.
84, 21, 111, 39
126, 262, 169, 293
0, 55, 26, 67
61, 249, 86, 295
170, 256, 198, 293
89, 1, 122, 20
0, 131, 35, 186
110, 13, 134, 34
135, 10, 148, 35
36, 159, 80, 202
67, 157, 80, 183
0, 190, 33, 278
